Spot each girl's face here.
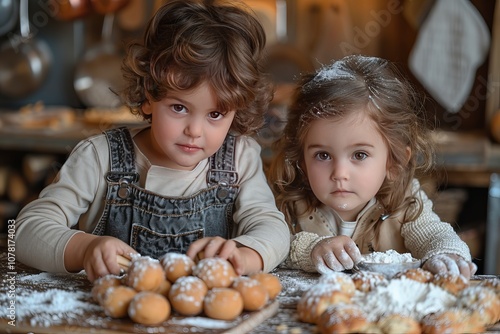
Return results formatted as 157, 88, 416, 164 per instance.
141, 81, 235, 170
302, 111, 389, 221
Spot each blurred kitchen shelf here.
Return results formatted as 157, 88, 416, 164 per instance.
433, 130, 500, 187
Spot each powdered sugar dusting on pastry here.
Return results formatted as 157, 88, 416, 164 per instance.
352, 277, 456, 322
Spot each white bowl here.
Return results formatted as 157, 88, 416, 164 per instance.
355, 259, 422, 278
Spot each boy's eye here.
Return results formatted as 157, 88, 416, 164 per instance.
172, 104, 187, 113
208, 111, 223, 120
353, 152, 368, 161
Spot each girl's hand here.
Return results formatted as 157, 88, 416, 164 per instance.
186, 236, 263, 275
423, 253, 477, 280
80, 236, 137, 282
311, 235, 362, 274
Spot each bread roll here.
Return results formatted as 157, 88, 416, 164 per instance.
232, 276, 269, 311
203, 288, 244, 321
128, 291, 171, 325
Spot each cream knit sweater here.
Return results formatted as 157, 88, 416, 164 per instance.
284, 179, 472, 272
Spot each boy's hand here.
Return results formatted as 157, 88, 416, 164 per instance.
65, 233, 137, 282
423, 253, 477, 280
311, 235, 362, 274
186, 236, 263, 275
82, 236, 137, 282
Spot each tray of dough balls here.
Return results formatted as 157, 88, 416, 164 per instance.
90, 253, 282, 333
293, 250, 500, 334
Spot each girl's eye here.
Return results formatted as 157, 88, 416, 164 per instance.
208, 111, 223, 120
315, 152, 331, 161
172, 104, 187, 114
353, 152, 368, 161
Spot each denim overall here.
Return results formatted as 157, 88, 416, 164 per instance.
92, 127, 239, 258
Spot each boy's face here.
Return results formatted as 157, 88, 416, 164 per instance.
141, 81, 235, 170
302, 111, 389, 221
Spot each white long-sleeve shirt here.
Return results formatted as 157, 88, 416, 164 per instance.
15, 126, 290, 273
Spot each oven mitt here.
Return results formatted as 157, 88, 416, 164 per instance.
409, 0, 490, 113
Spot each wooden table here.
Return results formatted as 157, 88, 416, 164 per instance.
1, 251, 499, 334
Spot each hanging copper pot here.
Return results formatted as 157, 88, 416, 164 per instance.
89, 0, 130, 15
51, 0, 92, 21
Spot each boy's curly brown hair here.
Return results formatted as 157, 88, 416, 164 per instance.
119, 0, 272, 135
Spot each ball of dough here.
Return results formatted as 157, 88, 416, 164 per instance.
128, 291, 171, 325
160, 252, 195, 283
232, 276, 269, 311
193, 258, 237, 289
203, 288, 244, 320
250, 272, 282, 299
168, 276, 208, 316
91, 274, 123, 304
317, 303, 369, 334
154, 279, 172, 297
101, 285, 137, 318
126, 256, 165, 292
297, 283, 352, 324
318, 271, 356, 296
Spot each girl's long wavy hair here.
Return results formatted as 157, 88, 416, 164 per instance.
119, 0, 272, 135
268, 55, 435, 232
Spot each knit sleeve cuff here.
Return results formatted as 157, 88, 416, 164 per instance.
283, 232, 329, 273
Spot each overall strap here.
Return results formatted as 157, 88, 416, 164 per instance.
104, 127, 139, 184
207, 134, 238, 187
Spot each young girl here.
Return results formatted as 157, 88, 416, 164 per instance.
269, 55, 477, 279
14, 0, 289, 282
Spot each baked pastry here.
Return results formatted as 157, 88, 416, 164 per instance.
128, 291, 171, 325
160, 252, 195, 283
351, 271, 388, 292
125, 256, 165, 292
317, 303, 370, 334
203, 288, 244, 320
394, 268, 434, 283
91, 274, 123, 303
478, 277, 500, 296
297, 283, 352, 324
249, 272, 282, 299
431, 273, 468, 295
317, 271, 356, 296
232, 276, 269, 311
168, 276, 208, 316
101, 285, 137, 318
154, 279, 172, 297
421, 308, 485, 334
193, 258, 237, 289
378, 314, 421, 334
455, 285, 500, 325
